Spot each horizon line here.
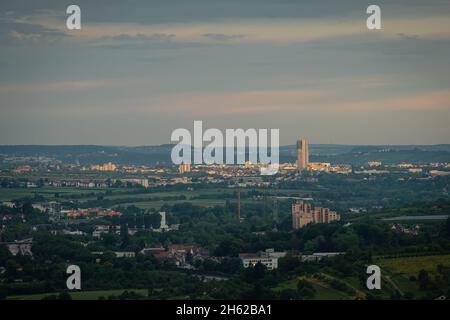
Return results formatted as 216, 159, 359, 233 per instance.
0, 143, 449, 148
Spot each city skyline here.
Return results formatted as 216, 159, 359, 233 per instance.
0, 140, 449, 147
1, 0, 450, 306
1, 1, 450, 146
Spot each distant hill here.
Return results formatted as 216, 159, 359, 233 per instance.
0, 144, 449, 166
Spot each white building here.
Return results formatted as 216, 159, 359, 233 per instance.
4, 239, 33, 256
91, 251, 135, 258
92, 225, 120, 238
239, 248, 286, 270
301, 252, 344, 262
114, 251, 136, 258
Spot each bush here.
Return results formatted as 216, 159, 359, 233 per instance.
58, 292, 72, 300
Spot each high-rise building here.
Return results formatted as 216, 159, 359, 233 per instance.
292, 200, 340, 229
296, 139, 309, 171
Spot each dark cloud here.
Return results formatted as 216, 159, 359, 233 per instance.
2, 0, 449, 25
98, 33, 176, 42
0, 21, 68, 45
396, 33, 420, 41
0, 0, 449, 145
203, 33, 245, 41
92, 33, 209, 50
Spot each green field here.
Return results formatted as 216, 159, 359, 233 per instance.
115, 199, 229, 209
373, 254, 450, 299
8, 288, 148, 300
273, 277, 352, 300
0, 186, 315, 202
0, 187, 109, 201
377, 254, 450, 275
0, 186, 304, 210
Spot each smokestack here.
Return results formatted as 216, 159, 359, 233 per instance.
237, 191, 241, 220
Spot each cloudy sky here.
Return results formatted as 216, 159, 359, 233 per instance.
0, 0, 449, 145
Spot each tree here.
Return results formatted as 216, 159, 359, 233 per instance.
5, 259, 20, 278
279, 288, 299, 300
21, 202, 34, 215
278, 255, 301, 274
252, 262, 266, 282
0, 287, 7, 300
403, 292, 415, 300
185, 250, 193, 264
0, 245, 12, 265
58, 292, 72, 300
214, 239, 242, 257
242, 262, 267, 284
418, 269, 430, 290
335, 230, 359, 251
120, 223, 130, 249
297, 279, 316, 299
303, 240, 318, 254
147, 213, 161, 229
219, 257, 242, 274
443, 217, 450, 238
37, 178, 45, 188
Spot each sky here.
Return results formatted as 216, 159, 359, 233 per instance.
0, 0, 449, 146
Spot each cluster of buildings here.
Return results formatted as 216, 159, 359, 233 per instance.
363, 161, 450, 176
291, 200, 340, 229
391, 223, 421, 236
4, 140, 450, 181
295, 138, 352, 173
43, 178, 149, 188
368, 161, 383, 167
86, 162, 117, 172
122, 165, 163, 174
32, 201, 61, 215
90, 212, 178, 238
12, 165, 33, 173
238, 249, 344, 270
120, 178, 150, 187
141, 244, 210, 267
430, 170, 450, 176
4, 138, 449, 192
92, 225, 120, 238
64, 208, 122, 219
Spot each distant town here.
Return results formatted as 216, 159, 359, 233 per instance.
1, 141, 449, 300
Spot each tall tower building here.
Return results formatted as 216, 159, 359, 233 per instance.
296, 139, 309, 171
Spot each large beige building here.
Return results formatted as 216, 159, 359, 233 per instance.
292, 200, 340, 229
90, 162, 117, 172
307, 162, 331, 172
179, 162, 191, 174
296, 139, 309, 171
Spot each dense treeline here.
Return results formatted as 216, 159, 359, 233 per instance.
1, 197, 450, 299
